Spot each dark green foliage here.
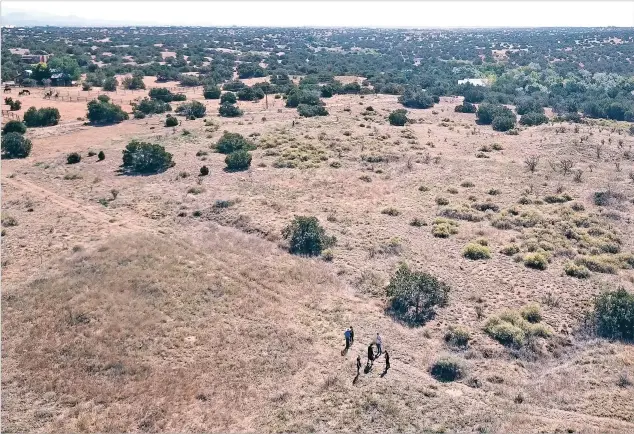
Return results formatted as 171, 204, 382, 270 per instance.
592, 288, 634, 341
121, 140, 173, 174
102, 77, 118, 91
135, 97, 171, 115
224, 149, 252, 171
398, 88, 435, 109
520, 112, 549, 126
297, 104, 328, 117
218, 102, 243, 117
165, 116, 178, 127
23, 107, 61, 127
286, 89, 322, 108
237, 62, 266, 79
1, 132, 32, 158
237, 86, 265, 101
386, 264, 450, 325
223, 81, 246, 92
67, 152, 81, 164
515, 98, 544, 115
282, 216, 335, 256
455, 102, 477, 113
86, 99, 128, 124
148, 87, 186, 102
121, 74, 145, 90
98, 151, 105, 161
175, 100, 206, 118
430, 358, 464, 382
215, 132, 255, 154
203, 86, 221, 99
492, 115, 517, 132
220, 92, 237, 104
2, 120, 27, 135
388, 109, 408, 126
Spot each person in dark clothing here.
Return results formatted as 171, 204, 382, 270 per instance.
356, 355, 362, 375
349, 326, 354, 345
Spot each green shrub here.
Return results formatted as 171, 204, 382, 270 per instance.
220, 92, 237, 104
215, 132, 255, 154
520, 303, 542, 323
98, 151, 105, 161
501, 244, 520, 256
121, 140, 173, 174
297, 104, 328, 117
165, 116, 178, 127
86, 100, 128, 124
592, 288, 634, 341
24, 106, 61, 127
524, 253, 547, 270
492, 115, 517, 132
135, 97, 172, 115
1, 132, 32, 158
225, 150, 252, 171
218, 102, 243, 117
520, 112, 549, 126
175, 100, 206, 118
388, 109, 408, 126
381, 207, 400, 216
203, 86, 221, 99
454, 102, 477, 113
564, 262, 590, 278
2, 120, 27, 135
444, 326, 470, 348
102, 77, 118, 91
282, 216, 335, 256
386, 263, 450, 325
430, 357, 464, 382
66, 152, 81, 164
463, 243, 491, 260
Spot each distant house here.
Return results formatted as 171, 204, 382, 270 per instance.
50, 69, 72, 86
21, 54, 50, 64
458, 78, 489, 87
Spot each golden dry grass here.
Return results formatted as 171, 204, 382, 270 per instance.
2, 84, 634, 433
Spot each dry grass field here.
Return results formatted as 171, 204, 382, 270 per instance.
2, 79, 634, 433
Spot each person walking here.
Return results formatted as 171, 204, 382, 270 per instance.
344, 328, 351, 351
349, 326, 355, 345
356, 355, 362, 375
376, 333, 383, 356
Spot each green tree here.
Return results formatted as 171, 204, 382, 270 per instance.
282, 216, 335, 256
1, 132, 32, 158
389, 109, 408, 126
225, 149, 252, 171
386, 264, 450, 325
122, 140, 173, 174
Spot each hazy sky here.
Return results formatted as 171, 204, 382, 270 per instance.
3, 1, 634, 28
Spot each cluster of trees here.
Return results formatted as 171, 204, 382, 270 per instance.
24, 106, 61, 127
86, 95, 128, 124
3, 27, 633, 122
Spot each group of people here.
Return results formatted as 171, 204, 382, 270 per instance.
343, 327, 390, 376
